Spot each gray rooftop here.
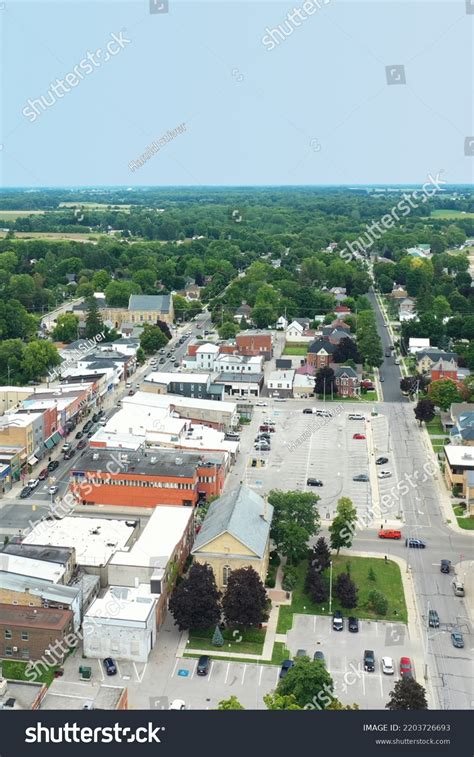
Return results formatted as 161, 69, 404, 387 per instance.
192, 484, 273, 558
215, 373, 264, 384
308, 338, 337, 354
72, 448, 225, 479
128, 294, 171, 312
333, 365, 358, 379
0, 571, 80, 603
1, 543, 73, 564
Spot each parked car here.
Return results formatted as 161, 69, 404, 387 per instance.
295, 649, 307, 657
376, 457, 388, 465
27, 478, 39, 490
315, 409, 332, 417
75, 431, 84, 440
196, 655, 211, 676
20, 486, 32, 499
385, 350, 391, 358
348, 616, 359, 633
103, 657, 117, 676
428, 610, 440, 628
128, 389, 135, 396
313, 651, 325, 662
452, 578, 465, 597
48, 485, 59, 496
64, 448, 76, 460
174, 362, 180, 368
363, 650, 375, 672
83, 421, 93, 433
332, 611, 343, 631
77, 439, 87, 450
348, 413, 365, 420
353, 433, 366, 440
378, 470, 392, 479
399, 657, 413, 678
353, 474, 369, 482
169, 699, 186, 710
440, 559, 451, 574
259, 425, 275, 433
47, 460, 59, 472
61, 443, 72, 453
379, 375, 385, 382
405, 538, 426, 549
254, 443, 270, 451
303, 408, 314, 414
451, 632, 464, 648
274, 398, 286, 402
378, 529, 401, 540
307, 478, 323, 487
256, 401, 268, 407
279, 660, 294, 679
381, 656, 394, 675
38, 468, 48, 481
159, 357, 166, 363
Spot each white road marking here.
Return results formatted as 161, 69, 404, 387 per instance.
258, 666, 263, 686
190, 660, 197, 679
379, 674, 385, 696
171, 658, 178, 678
97, 660, 104, 681
361, 671, 366, 695
241, 665, 247, 685
275, 668, 280, 687
224, 662, 230, 684
207, 661, 214, 681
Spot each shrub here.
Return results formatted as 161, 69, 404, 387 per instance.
282, 566, 298, 591
265, 564, 277, 588
269, 550, 281, 567
367, 589, 388, 615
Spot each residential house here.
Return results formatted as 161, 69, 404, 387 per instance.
408, 338, 430, 354
191, 485, 273, 591
391, 285, 408, 299
443, 445, 474, 496
407, 245, 432, 259
430, 359, 459, 383
333, 365, 361, 398
417, 350, 458, 374
329, 287, 347, 302
450, 410, 474, 446
276, 315, 289, 330
234, 303, 252, 324
267, 370, 295, 398
399, 298, 417, 322
334, 305, 351, 318
307, 339, 337, 370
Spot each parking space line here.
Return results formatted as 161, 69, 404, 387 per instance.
241, 665, 247, 685
190, 660, 197, 679
258, 666, 263, 686
224, 662, 230, 684
171, 659, 178, 678
379, 674, 384, 697
207, 661, 214, 681
313, 616, 316, 633
97, 660, 104, 681
275, 668, 280, 687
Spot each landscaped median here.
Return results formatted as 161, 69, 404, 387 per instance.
186, 627, 265, 656
0, 659, 59, 686
277, 555, 407, 634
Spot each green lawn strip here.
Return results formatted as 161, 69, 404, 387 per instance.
282, 344, 308, 356
183, 641, 290, 667
426, 417, 444, 435
362, 391, 377, 401
277, 555, 407, 634
456, 517, 474, 530
187, 627, 265, 655
1, 659, 59, 686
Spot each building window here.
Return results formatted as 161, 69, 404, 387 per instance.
4, 629, 12, 639
21, 648, 29, 659
223, 565, 231, 586
4, 646, 12, 656
21, 631, 28, 641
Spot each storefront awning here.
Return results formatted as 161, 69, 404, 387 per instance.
52, 432, 62, 444
44, 438, 55, 450
28, 455, 38, 466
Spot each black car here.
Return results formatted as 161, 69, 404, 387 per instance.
405, 538, 426, 549
77, 439, 87, 450
103, 657, 117, 676
92, 414, 99, 423
75, 431, 84, 440
47, 460, 59, 472
440, 559, 451, 574
348, 616, 359, 633
353, 474, 369, 482
428, 610, 440, 628
196, 655, 211, 676
307, 478, 323, 487
20, 486, 32, 499
64, 448, 76, 460
313, 651, 325, 663
279, 660, 294, 679
83, 421, 93, 433
303, 408, 313, 414
332, 611, 343, 631
364, 650, 375, 672
376, 457, 388, 465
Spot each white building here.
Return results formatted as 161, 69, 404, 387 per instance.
408, 338, 431, 354
276, 316, 289, 330
267, 370, 295, 397
83, 584, 157, 663
195, 343, 220, 371
213, 354, 264, 374
286, 321, 305, 340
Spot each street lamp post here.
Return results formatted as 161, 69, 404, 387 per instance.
329, 560, 333, 613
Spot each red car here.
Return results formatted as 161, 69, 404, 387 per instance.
259, 425, 275, 433
399, 657, 413, 678
353, 433, 366, 440
38, 468, 49, 481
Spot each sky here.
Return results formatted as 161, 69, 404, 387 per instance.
1, 0, 473, 187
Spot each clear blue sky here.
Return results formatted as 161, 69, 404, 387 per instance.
1, 0, 472, 186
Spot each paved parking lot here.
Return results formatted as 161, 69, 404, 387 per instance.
243, 402, 377, 522
287, 614, 422, 709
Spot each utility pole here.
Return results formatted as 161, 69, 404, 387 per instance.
329, 560, 333, 612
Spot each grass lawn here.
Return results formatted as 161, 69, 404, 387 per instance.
277, 555, 407, 634
426, 417, 444, 435
187, 627, 265, 656
183, 641, 289, 666
1, 659, 59, 686
457, 518, 474, 530
362, 391, 378, 401
430, 210, 474, 219
282, 344, 308, 356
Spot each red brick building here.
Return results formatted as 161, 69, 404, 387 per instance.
430, 359, 458, 383
333, 366, 360, 397
236, 331, 273, 360
0, 604, 74, 662
307, 339, 337, 370
70, 448, 226, 508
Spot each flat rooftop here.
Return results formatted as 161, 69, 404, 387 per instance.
444, 446, 474, 466
0, 603, 72, 630
72, 448, 223, 479
110, 505, 192, 569
0, 554, 65, 583
0, 680, 44, 710
85, 585, 156, 623
2, 543, 73, 564
123, 390, 237, 415
145, 371, 211, 384
23, 517, 135, 568
0, 571, 80, 603
40, 680, 125, 711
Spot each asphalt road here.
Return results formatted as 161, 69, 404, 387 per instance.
369, 290, 406, 403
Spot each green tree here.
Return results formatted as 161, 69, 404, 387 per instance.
251, 303, 276, 328
84, 297, 105, 339
91, 269, 111, 290
414, 398, 435, 426
52, 313, 79, 343
310, 537, 331, 571
277, 655, 334, 709
367, 589, 388, 615
335, 572, 358, 609
212, 625, 224, 647
168, 563, 221, 632
386, 678, 428, 710
173, 295, 190, 322
217, 696, 245, 710
329, 497, 358, 554
305, 565, 329, 603
136, 346, 146, 365
263, 693, 302, 710
22, 341, 61, 381
105, 280, 140, 307
140, 324, 168, 354
222, 566, 268, 628
218, 320, 240, 339
268, 490, 320, 564
428, 379, 462, 411
314, 366, 338, 397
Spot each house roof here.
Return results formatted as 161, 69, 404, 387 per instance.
192, 484, 273, 558
128, 294, 171, 312
235, 304, 252, 315
431, 359, 458, 372
333, 365, 358, 379
418, 350, 457, 363
308, 339, 337, 354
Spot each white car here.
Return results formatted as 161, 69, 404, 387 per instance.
381, 656, 394, 675
169, 699, 186, 710
256, 401, 268, 407
394, 359, 400, 365
27, 478, 39, 489
274, 398, 286, 402
378, 470, 392, 479
48, 485, 59, 495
